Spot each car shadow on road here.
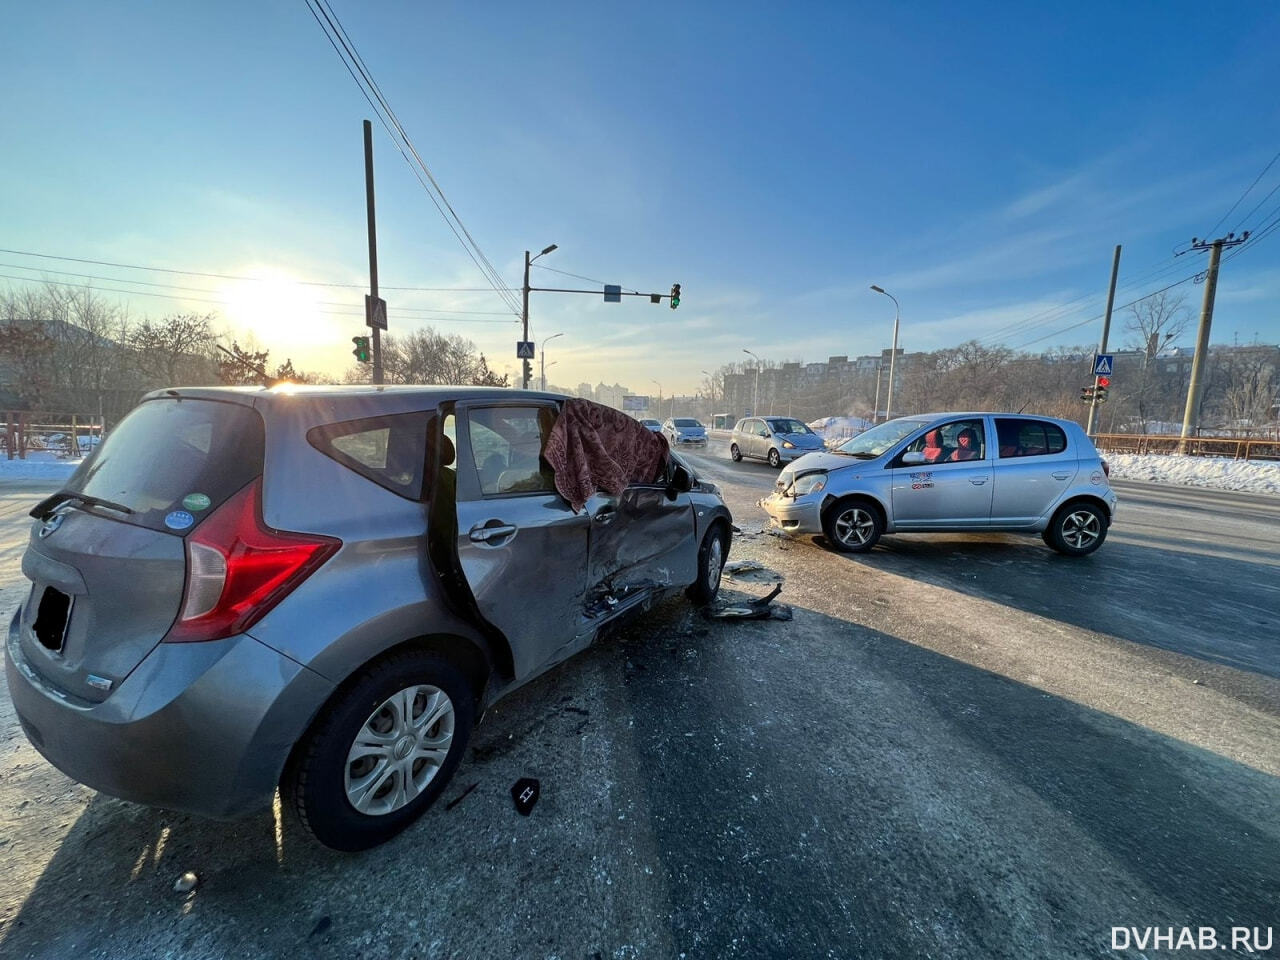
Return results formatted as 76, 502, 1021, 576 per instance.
609, 595, 1280, 958
812, 530, 1280, 688
2, 592, 1277, 960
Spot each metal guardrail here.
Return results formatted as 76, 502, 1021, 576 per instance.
1091, 433, 1280, 461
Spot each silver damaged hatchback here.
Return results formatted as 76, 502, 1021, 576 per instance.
6, 386, 732, 850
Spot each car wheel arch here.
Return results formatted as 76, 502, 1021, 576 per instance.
1044, 493, 1112, 527
280, 632, 493, 791
822, 491, 888, 529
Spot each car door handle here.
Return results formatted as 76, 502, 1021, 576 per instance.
969, 478, 987, 485
593, 508, 617, 525
469, 523, 517, 544
1052, 471, 1071, 480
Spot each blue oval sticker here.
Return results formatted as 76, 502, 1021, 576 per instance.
164, 510, 195, 531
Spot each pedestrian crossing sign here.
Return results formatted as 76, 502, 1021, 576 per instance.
1093, 354, 1114, 376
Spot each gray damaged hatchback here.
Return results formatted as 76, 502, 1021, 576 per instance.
6, 386, 732, 850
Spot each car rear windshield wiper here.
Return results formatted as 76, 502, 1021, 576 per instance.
30, 490, 135, 520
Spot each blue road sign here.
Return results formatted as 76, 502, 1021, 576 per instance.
516, 341, 535, 359
603, 284, 622, 302
1093, 354, 1114, 376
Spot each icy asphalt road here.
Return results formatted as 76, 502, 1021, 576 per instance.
0, 464, 1277, 960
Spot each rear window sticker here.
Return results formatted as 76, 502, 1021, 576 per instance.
183, 493, 212, 511
165, 510, 195, 531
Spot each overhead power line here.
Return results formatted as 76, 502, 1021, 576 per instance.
303, 0, 522, 318
1204, 146, 1280, 239
0, 246, 505, 293
0, 272, 516, 325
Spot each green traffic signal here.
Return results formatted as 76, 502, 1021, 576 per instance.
352, 335, 371, 363
670, 282, 681, 310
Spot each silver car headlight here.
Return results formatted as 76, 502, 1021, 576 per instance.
781, 440, 795, 449
791, 471, 828, 496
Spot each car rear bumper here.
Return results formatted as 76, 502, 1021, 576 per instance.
6, 610, 333, 819
759, 492, 823, 536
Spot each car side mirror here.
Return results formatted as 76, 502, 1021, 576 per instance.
668, 464, 694, 498
901, 451, 926, 465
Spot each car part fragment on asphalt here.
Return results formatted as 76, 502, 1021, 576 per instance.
173, 871, 199, 893
706, 583, 790, 621
722, 559, 783, 584
511, 777, 540, 816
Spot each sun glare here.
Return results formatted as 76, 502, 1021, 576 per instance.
219, 273, 342, 373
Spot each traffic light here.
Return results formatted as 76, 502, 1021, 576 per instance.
1096, 376, 1110, 403
669, 283, 681, 310
1080, 385, 1095, 403
522, 359, 533, 385
352, 335, 371, 363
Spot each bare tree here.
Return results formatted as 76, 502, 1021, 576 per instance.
1125, 290, 1189, 360
129, 313, 220, 386
1215, 348, 1277, 430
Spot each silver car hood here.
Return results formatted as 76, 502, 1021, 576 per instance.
781, 450, 878, 474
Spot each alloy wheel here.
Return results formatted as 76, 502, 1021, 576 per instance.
1061, 509, 1101, 550
833, 507, 875, 547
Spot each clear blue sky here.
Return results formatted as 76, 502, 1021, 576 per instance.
3, 1, 1279, 393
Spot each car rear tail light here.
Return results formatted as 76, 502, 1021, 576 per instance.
1101, 459, 1111, 478
164, 478, 340, 643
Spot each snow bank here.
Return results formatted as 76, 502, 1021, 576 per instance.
1107, 453, 1280, 496
0, 453, 82, 482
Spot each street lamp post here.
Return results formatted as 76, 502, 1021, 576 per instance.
540, 332, 563, 391
649, 379, 663, 421
870, 285, 900, 422
521, 243, 558, 388
742, 349, 761, 416
702, 369, 716, 423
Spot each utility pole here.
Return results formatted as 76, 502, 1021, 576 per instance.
522, 250, 531, 389
1179, 232, 1248, 451
363, 120, 383, 385
1086, 244, 1122, 435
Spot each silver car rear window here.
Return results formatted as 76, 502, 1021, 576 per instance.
62, 398, 265, 534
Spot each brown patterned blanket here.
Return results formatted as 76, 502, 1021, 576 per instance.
543, 398, 670, 512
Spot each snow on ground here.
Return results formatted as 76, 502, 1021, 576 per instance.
0, 452, 82, 481
1107, 453, 1280, 496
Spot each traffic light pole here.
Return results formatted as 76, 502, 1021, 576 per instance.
1086, 244, 1121, 435
520, 278, 679, 389
364, 120, 383, 385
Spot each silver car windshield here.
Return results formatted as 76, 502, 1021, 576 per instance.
767, 419, 811, 435
835, 418, 930, 459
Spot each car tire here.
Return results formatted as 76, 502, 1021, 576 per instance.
1045, 501, 1107, 557
821, 498, 883, 553
285, 650, 475, 852
686, 524, 729, 605
730, 444, 742, 462
767, 448, 781, 468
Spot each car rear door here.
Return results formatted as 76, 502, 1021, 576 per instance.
452, 400, 590, 679
990, 417, 1078, 525
890, 417, 993, 529
16, 397, 265, 703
